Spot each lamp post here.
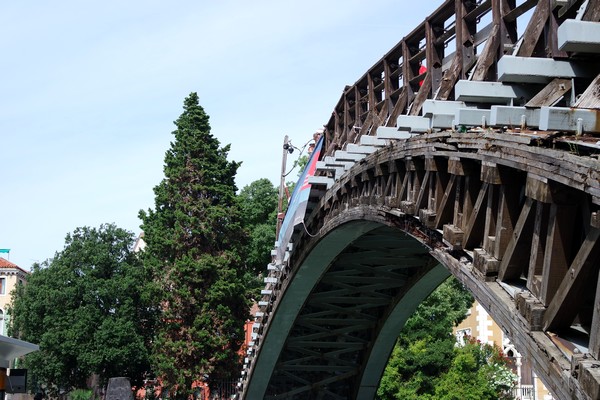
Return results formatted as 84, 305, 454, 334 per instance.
276, 135, 290, 240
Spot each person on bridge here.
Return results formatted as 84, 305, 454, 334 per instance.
418, 62, 427, 87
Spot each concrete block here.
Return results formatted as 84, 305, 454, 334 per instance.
490, 106, 541, 128
498, 55, 596, 83
455, 80, 521, 103
558, 19, 600, 53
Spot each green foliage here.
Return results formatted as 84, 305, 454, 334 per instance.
69, 389, 93, 400
238, 178, 278, 276
9, 224, 158, 396
377, 278, 517, 399
139, 92, 250, 398
376, 277, 473, 399
434, 338, 517, 400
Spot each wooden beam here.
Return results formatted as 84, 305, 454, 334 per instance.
386, 88, 408, 127
540, 204, 576, 306
435, 55, 462, 101
574, 73, 600, 110
547, 4, 568, 58
589, 269, 600, 359
370, 106, 388, 136
415, 171, 431, 212
543, 227, 600, 331
526, 78, 572, 107
431, 161, 449, 218
426, 20, 444, 96
582, 0, 600, 22
471, 24, 500, 81
498, 0, 518, 54
463, 182, 489, 248
409, 72, 432, 116
435, 174, 456, 229
516, 0, 550, 57
498, 197, 535, 281
493, 183, 522, 261
527, 201, 548, 297
483, 184, 498, 255
455, 0, 476, 80
402, 41, 416, 107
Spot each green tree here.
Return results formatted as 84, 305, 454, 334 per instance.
9, 224, 157, 397
238, 178, 278, 276
377, 277, 473, 399
139, 92, 250, 399
434, 338, 517, 400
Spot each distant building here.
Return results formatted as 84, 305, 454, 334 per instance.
0, 258, 28, 336
454, 300, 553, 400
133, 233, 146, 253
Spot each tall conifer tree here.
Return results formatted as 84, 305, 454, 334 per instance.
139, 93, 249, 398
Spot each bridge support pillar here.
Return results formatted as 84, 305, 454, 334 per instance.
515, 291, 545, 331
443, 224, 464, 250
572, 353, 600, 400
473, 248, 499, 281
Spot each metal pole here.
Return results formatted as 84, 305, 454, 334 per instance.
275, 135, 289, 240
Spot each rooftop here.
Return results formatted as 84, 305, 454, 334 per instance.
0, 258, 28, 275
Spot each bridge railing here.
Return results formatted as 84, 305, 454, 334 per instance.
323, 0, 600, 157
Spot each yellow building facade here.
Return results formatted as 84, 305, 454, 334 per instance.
0, 259, 28, 337
454, 300, 553, 400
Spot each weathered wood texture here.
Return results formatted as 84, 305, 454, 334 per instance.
322, 0, 598, 156
241, 0, 600, 398
313, 132, 600, 399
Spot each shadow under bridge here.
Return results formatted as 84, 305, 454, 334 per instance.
244, 213, 453, 399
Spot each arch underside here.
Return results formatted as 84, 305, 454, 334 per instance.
242, 135, 600, 400
265, 223, 447, 399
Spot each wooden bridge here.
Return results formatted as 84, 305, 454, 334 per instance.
239, 0, 600, 398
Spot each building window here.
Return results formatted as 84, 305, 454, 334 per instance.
0, 278, 5, 295
455, 328, 472, 346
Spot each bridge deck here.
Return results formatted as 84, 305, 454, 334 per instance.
240, 0, 600, 398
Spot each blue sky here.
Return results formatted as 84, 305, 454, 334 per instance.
1, 1, 439, 269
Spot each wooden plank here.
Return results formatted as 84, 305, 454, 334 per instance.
574, 73, 600, 110
589, 269, 600, 359
525, 78, 572, 107
463, 182, 489, 248
409, 71, 432, 116
582, 0, 600, 22
415, 171, 430, 211
516, 0, 550, 57
504, 0, 537, 22
426, 20, 443, 96
527, 201, 547, 297
483, 184, 498, 256
498, 0, 518, 53
498, 197, 535, 281
371, 105, 389, 136
435, 54, 462, 101
494, 183, 521, 261
386, 88, 408, 127
547, 5, 568, 59
454, 176, 465, 228
471, 24, 500, 81
402, 41, 416, 108
458, 176, 481, 230
540, 204, 576, 306
435, 174, 456, 229
543, 227, 600, 331
526, 174, 553, 204
455, 0, 476, 80
432, 163, 449, 217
